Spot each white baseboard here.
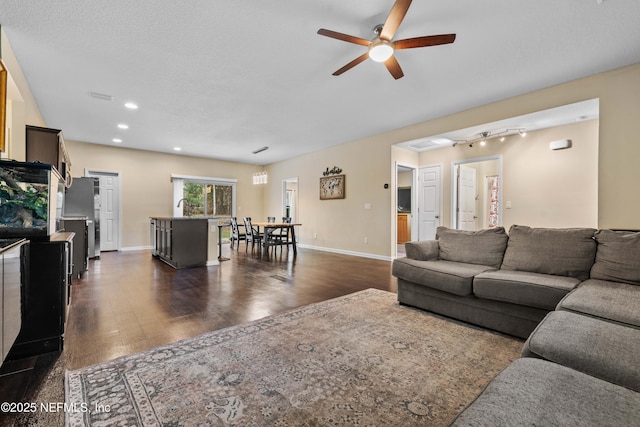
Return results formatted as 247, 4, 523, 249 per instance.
120, 245, 152, 252
297, 244, 392, 262
118, 244, 392, 262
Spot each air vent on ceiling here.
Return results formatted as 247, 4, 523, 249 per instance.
408, 141, 437, 150
89, 92, 114, 102
252, 146, 269, 154
404, 137, 453, 151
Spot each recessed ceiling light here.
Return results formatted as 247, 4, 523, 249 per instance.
117, 123, 129, 129
124, 102, 139, 110
113, 138, 122, 143
173, 147, 182, 151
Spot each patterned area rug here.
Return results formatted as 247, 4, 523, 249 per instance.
65, 289, 522, 426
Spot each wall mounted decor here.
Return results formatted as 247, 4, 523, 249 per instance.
320, 174, 345, 200
322, 166, 342, 177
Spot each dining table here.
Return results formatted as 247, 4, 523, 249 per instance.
252, 221, 302, 256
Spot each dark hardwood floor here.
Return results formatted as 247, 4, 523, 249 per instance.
0, 244, 397, 414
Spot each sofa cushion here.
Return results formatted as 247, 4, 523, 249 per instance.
522, 311, 640, 392
392, 258, 495, 296
436, 226, 508, 269
501, 225, 596, 280
451, 358, 640, 427
557, 279, 640, 328
398, 280, 548, 339
404, 240, 439, 261
591, 229, 640, 286
473, 270, 580, 310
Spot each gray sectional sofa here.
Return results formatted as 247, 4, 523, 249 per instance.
392, 225, 640, 426
392, 225, 596, 338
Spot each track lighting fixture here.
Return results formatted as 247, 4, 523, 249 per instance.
452, 128, 527, 148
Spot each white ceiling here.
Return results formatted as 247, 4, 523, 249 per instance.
1, 1, 639, 165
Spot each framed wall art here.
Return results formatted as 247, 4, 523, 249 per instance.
319, 174, 345, 200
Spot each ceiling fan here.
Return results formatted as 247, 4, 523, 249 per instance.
317, 0, 456, 79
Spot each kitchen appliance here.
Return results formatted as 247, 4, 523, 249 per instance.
63, 177, 101, 257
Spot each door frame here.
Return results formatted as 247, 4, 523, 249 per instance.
451, 155, 503, 229
418, 163, 443, 241
281, 177, 299, 221
84, 168, 122, 251
395, 162, 418, 258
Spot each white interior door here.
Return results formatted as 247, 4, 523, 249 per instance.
457, 165, 477, 230
419, 165, 441, 240
86, 170, 120, 251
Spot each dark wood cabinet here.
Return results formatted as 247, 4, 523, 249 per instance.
25, 125, 71, 187
8, 233, 73, 359
60, 218, 89, 278
151, 218, 207, 269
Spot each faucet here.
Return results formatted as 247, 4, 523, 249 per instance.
177, 198, 190, 216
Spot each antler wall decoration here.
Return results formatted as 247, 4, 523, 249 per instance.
322, 166, 343, 177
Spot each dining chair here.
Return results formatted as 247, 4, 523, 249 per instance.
279, 217, 293, 248
264, 216, 282, 253
242, 217, 263, 253
229, 217, 246, 250
266, 217, 292, 253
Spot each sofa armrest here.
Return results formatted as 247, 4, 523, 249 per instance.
405, 241, 439, 261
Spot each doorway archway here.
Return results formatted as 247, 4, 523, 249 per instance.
451, 155, 502, 230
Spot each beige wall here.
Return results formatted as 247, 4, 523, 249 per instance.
1, 29, 45, 161
394, 64, 640, 230
3, 33, 640, 256
265, 133, 393, 258
269, 62, 640, 258
416, 119, 599, 231
397, 171, 413, 188
65, 141, 265, 249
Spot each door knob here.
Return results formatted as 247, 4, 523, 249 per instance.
435, 215, 440, 219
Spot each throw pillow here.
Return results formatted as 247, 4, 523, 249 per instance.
591, 229, 640, 285
436, 226, 508, 269
501, 225, 596, 280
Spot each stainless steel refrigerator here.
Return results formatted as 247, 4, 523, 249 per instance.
63, 177, 101, 258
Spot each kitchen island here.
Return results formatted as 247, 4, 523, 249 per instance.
150, 217, 209, 269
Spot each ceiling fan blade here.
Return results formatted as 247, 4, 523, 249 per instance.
394, 34, 457, 50
380, 0, 412, 41
317, 29, 371, 46
332, 52, 370, 76
384, 55, 404, 80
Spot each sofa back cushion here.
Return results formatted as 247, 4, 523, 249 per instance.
591, 229, 640, 285
501, 225, 596, 280
436, 226, 508, 269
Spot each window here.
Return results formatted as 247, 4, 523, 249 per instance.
172, 174, 236, 218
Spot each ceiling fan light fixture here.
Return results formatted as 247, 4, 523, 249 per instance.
368, 40, 394, 62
